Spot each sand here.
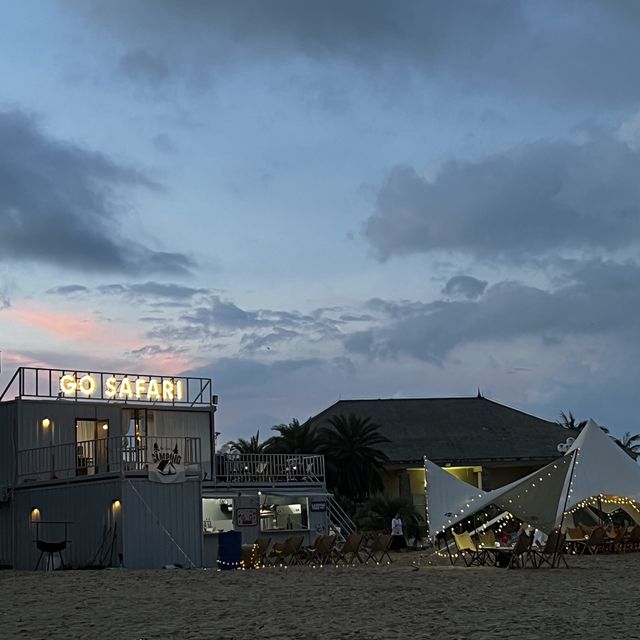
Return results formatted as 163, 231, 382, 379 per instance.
1, 551, 638, 639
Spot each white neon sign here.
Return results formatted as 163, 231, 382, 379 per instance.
59, 374, 184, 402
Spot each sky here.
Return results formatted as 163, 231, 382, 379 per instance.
1, 1, 640, 440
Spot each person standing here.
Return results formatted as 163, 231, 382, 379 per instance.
391, 512, 407, 551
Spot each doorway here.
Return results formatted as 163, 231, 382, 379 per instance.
76, 419, 110, 475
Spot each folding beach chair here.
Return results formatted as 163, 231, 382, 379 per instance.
506, 532, 534, 569
575, 526, 605, 555
531, 529, 569, 568
477, 530, 497, 566
253, 536, 271, 565
451, 531, 482, 567
267, 535, 304, 566
333, 533, 365, 566
624, 525, 640, 552
364, 534, 393, 565
304, 535, 336, 566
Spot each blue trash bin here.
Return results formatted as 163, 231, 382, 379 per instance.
217, 531, 242, 570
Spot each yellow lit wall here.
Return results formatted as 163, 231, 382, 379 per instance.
443, 466, 483, 488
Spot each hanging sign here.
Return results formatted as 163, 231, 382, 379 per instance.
148, 441, 186, 483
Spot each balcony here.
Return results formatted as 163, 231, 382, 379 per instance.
213, 453, 325, 486
17, 436, 201, 485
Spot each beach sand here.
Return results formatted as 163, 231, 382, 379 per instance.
1, 551, 638, 639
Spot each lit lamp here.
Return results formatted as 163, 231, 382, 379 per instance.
41, 418, 56, 479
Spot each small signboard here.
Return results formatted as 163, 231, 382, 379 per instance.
235, 507, 259, 527
310, 500, 326, 512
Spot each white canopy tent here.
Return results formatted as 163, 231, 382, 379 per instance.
425, 418, 640, 540
563, 419, 640, 521
425, 451, 576, 539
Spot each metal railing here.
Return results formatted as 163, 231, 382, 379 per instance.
327, 496, 357, 541
214, 453, 325, 485
17, 435, 201, 484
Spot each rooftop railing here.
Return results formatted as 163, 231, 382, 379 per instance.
17, 435, 201, 484
213, 453, 325, 486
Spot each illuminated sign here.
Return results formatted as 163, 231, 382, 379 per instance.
59, 374, 184, 402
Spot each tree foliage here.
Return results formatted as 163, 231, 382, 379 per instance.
226, 430, 273, 454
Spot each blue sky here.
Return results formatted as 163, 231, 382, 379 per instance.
2, 1, 640, 439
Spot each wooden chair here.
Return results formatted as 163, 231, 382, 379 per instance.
451, 531, 482, 567
267, 535, 304, 566
364, 534, 393, 565
605, 527, 626, 553
565, 527, 587, 553
333, 533, 365, 565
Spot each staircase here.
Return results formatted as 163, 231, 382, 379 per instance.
327, 495, 357, 542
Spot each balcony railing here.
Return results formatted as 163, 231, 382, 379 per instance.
214, 453, 325, 485
17, 436, 201, 484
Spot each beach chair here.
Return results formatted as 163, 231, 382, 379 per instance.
506, 532, 534, 569
304, 535, 336, 566
531, 529, 568, 568
477, 530, 497, 566
267, 535, 304, 566
565, 527, 587, 553
299, 535, 325, 563
364, 534, 393, 565
624, 525, 640, 552
575, 526, 605, 555
604, 527, 626, 553
333, 533, 365, 566
451, 531, 482, 567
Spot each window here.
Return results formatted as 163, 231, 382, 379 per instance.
202, 498, 235, 533
260, 495, 309, 531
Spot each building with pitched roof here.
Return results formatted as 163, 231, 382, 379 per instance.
307, 396, 570, 515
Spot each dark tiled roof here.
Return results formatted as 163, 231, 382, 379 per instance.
307, 397, 569, 465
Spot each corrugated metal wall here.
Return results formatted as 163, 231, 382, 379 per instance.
0, 401, 17, 486
11, 479, 121, 570
121, 477, 202, 569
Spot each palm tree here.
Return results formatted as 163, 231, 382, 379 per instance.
617, 432, 640, 460
319, 413, 390, 502
557, 411, 587, 432
226, 430, 273, 454
268, 418, 322, 454
355, 495, 423, 540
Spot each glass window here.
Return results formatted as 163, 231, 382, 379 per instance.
202, 498, 235, 533
260, 495, 309, 531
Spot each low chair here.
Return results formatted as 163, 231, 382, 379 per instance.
605, 527, 626, 553
267, 535, 304, 566
304, 535, 336, 566
451, 531, 482, 567
477, 530, 497, 566
532, 529, 568, 568
576, 526, 605, 555
506, 532, 535, 569
364, 534, 393, 565
333, 533, 365, 566
624, 525, 640, 552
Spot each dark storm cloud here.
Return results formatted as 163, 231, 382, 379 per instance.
365, 131, 640, 261
345, 259, 640, 363
442, 276, 488, 300
0, 110, 193, 274
72, 1, 640, 107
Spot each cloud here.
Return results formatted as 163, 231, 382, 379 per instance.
0, 109, 193, 275
72, 1, 640, 107
97, 282, 207, 301
0, 292, 9, 309
46, 284, 89, 296
345, 259, 640, 363
365, 131, 640, 261
442, 275, 487, 300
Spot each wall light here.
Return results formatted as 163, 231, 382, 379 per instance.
112, 499, 121, 510
31, 507, 41, 520
41, 418, 51, 429
102, 423, 109, 431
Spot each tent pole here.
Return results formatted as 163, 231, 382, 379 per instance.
554, 451, 578, 567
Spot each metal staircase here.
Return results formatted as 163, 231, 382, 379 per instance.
327, 495, 357, 541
